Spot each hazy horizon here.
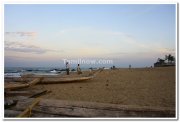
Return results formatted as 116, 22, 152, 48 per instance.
4, 4, 176, 68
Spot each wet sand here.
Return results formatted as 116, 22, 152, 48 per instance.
33, 67, 175, 108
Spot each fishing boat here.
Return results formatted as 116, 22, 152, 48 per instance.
40, 76, 94, 84
5, 98, 175, 117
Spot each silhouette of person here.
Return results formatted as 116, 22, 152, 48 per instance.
66, 62, 70, 75
77, 64, 82, 74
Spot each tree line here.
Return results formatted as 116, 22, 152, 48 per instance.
154, 54, 175, 67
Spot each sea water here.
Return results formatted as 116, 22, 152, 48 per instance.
4, 67, 64, 78
4, 67, 93, 78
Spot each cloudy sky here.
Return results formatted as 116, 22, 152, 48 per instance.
4, 4, 176, 67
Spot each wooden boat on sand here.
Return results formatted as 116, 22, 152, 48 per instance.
40, 76, 94, 84
5, 98, 175, 117
5, 78, 44, 91
5, 75, 94, 91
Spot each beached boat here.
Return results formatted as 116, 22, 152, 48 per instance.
5, 98, 175, 117
4, 100, 18, 109
4, 75, 94, 91
40, 76, 94, 84
5, 78, 44, 91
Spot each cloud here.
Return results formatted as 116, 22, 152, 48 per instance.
56, 28, 175, 58
157, 48, 175, 54
5, 41, 61, 54
5, 31, 63, 54
5, 31, 38, 43
5, 32, 37, 37
55, 28, 155, 58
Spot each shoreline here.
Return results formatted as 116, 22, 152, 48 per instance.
5, 67, 175, 108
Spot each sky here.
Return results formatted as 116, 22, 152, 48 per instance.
4, 4, 176, 68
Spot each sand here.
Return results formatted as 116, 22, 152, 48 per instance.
32, 67, 175, 108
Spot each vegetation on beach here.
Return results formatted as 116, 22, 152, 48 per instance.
154, 54, 175, 67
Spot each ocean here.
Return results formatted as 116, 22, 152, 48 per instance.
4, 67, 67, 77
4, 67, 96, 78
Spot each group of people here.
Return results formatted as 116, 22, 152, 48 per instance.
65, 62, 82, 75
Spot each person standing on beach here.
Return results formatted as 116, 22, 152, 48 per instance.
77, 64, 82, 74
66, 62, 70, 75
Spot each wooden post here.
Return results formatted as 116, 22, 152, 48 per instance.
17, 98, 41, 117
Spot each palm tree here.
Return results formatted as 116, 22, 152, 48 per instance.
172, 56, 175, 63
165, 55, 168, 62
155, 54, 175, 67
169, 55, 175, 64
165, 54, 174, 64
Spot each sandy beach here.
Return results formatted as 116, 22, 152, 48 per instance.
29, 66, 175, 109
4, 4, 176, 118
